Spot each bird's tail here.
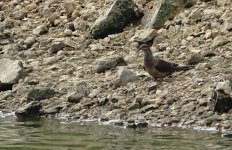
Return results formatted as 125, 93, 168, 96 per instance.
174, 65, 194, 71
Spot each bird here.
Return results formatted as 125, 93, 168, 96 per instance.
138, 44, 193, 80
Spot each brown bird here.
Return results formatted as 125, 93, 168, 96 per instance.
138, 44, 193, 80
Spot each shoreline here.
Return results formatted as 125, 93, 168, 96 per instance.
0, 0, 232, 131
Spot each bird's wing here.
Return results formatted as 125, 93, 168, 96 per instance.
154, 59, 175, 73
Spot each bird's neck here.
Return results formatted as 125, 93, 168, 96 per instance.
144, 49, 155, 67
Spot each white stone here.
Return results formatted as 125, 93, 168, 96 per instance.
0, 59, 24, 84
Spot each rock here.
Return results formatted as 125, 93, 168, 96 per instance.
65, 22, 75, 31
92, 55, 126, 73
68, 92, 86, 103
33, 25, 48, 35
187, 53, 204, 65
0, 22, 5, 32
24, 37, 36, 49
114, 68, 138, 88
49, 41, 69, 54
212, 81, 232, 113
98, 98, 109, 106
26, 3, 37, 11
11, 10, 27, 20
216, 80, 232, 95
43, 56, 58, 65
129, 29, 158, 43
91, 0, 135, 38
27, 87, 56, 101
184, 0, 195, 8
222, 132, 232, 138
181, 101, 195, 112
216, 0, 230, 6
195, 63, 209, 70
73, 18, 88, 31
42, 105, 63, 115
212, 89, 232, 113
223, 18, 232, 31
67, 82, 90, 103
89, 43, 104, 51
63, 1, 76, 18
64, 29, 72, 36
211, 36, 229, 49
15, 101, 42, 118
142, 0, 186, 29
140, 104, 158, 113
0, 59, 24, 84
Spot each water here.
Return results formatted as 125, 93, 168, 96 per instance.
0, 116, 231, 150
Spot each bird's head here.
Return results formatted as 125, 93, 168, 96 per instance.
138, 44, 150, 52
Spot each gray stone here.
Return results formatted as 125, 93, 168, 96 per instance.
15, 101, 41, 118
211, 36, 229, 49
114, 68, 138, 88
64, 29, 72, 36
223, 18, 232, 31
67, 82, 90, 103
0, 22, 5, 32
129, 29, 157, 43
43, 56, 58, 65
33, 25, 48, 35
92, 55, 126, 73
24, 37, 36, 49
49, 41, 68, 53
89, 43, 104, 51
216, 0, 230, 6
0, 59, 24, 84
184, 0, 195, 8
73, 18, 88, 31
27, 87, 56, 101
11, 10, 27, 20
142, 0, 186, 29
65, 22, 75, 31
187, 53, 204, 65
216, 80, 232, 95
91, 0, 135, 38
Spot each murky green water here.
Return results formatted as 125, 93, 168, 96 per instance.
0, 116, 231, 150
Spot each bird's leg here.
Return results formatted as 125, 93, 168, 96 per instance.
154, 77, 163, 85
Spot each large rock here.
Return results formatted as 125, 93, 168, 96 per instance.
27, 87, 56, 101
15, 101, 42, 118
142, 0, 186, 29
211, 36, 229, 49
92, 55, 127, 73
91, 0, 135, 38
67, 82, 90, 103
129, 29, 157, 43
114, 68, 138, 88
11, 10, 27, 20
213, 80, 232, 113
0, 59, 24, 84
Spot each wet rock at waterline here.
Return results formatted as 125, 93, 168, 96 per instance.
91, 0, 135, 38
15, 101, 42, 119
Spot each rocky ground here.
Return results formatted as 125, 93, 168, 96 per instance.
0, 0, 232, 131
